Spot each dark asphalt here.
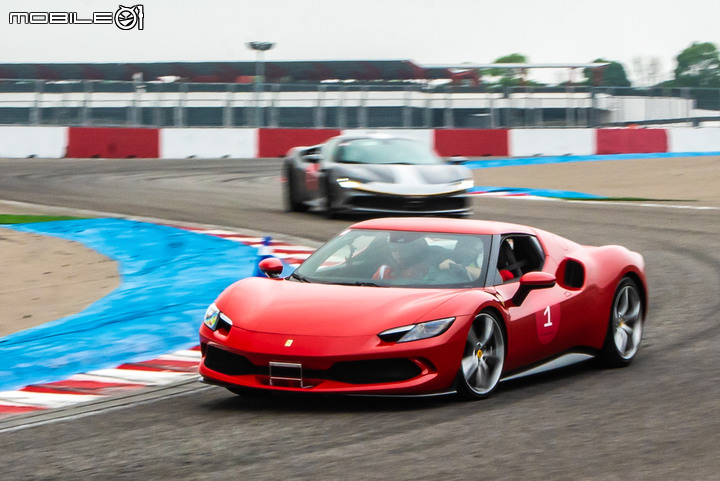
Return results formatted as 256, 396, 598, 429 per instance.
0, 157, 718, 480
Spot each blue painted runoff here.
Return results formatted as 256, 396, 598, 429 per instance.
0, 219, 259, 392
464, 151, 720, 170
464, 151, 720, 199
470, 186, 605, 199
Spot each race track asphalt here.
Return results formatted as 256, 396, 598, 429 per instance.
0, 157, 718, 480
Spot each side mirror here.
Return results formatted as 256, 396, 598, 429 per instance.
510, 271, 556, 307
303, 153, 322, 163
258, 257, 284, 279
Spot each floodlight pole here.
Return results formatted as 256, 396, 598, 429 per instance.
246, 41, 275, 127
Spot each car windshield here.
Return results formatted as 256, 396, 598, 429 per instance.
333, 138, 442, 165
292, 228, 491, 288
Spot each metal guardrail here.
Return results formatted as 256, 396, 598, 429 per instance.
0, 80, 719, 129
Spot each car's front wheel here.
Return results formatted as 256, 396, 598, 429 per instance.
284, 167, 307, 213
456, 310, 506, 400
324, 179, 337, 219
599, 277, 644, 367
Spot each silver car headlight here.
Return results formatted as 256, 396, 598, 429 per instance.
336, 177, 366, 189
203, 303, 233, 331
455, 179, 474, 191
378, 317, 455, 343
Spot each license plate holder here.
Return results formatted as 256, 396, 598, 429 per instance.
269, 361, 305, 388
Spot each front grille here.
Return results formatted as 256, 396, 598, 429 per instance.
204, 345, 256, 376
350, 195, 467, 212
203, 345, 421, 385
327, 359, 422, 384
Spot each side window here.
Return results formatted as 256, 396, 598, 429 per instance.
321, 138, 340, 164
495, 235, 545, 284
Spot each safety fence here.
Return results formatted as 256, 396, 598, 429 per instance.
2, 80, 720, 129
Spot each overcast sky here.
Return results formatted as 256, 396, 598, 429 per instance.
2, 0, 719, 85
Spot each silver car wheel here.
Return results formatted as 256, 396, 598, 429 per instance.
460, 312, 505, 397
612, 283, 643, 360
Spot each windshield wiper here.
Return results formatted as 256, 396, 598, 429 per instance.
331, 280, 381, 287
289, 272, 311, 283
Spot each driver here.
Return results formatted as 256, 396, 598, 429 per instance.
373, 235, 428, 280
438, 236, 484, 281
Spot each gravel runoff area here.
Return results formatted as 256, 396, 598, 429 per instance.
1, 154, 719, 338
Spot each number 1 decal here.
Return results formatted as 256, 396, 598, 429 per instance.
537, 304, 559, 344
543, 306, 552, 327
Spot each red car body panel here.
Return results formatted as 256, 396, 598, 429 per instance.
199, 218, 647, 396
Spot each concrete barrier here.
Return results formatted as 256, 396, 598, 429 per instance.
596, 128, 667, 155
0, 126, 67, 158
67, 127, 159, 158
257, 129, 341, 158
510, 129, 595, 157
667, 128, 720, 153
434, 129, 509, 157
9, 125, 720, 160
160, 128, 257, 159
342, 129, 434, 145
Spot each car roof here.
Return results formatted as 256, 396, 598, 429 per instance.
332, 134, 421, 143
350, 217, 536, 236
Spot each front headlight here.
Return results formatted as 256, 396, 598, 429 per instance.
455, 179, 474, 191
203, 303, 233, 331
378, 317, 455, 343
336, 177, 365, 189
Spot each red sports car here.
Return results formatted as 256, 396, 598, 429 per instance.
199, 218, 647, 400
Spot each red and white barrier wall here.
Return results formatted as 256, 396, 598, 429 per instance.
160, 128, 257, 159
509, 129, 596, 157
2, 126, 720, 159
0, 126, 67, 158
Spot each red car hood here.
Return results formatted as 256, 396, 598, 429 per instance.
215, 277, 469, 337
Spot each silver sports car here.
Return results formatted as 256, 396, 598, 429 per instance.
283, 135, 474, 218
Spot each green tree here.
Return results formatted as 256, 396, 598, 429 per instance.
673, 41, 720, 87
583, 58, 631, 87
484, 53, 530, 86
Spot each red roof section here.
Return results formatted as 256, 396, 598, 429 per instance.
350, 217, 535, 235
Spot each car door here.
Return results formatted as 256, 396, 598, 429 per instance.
490, 235, 570, 371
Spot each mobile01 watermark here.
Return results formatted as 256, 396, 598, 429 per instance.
8, 5, 144, 30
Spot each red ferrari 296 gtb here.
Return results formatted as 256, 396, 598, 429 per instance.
199, 217, 647, 400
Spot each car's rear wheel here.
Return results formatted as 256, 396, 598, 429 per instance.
456, 311, 506, 400
599, 277, 644, 367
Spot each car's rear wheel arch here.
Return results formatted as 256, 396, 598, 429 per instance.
623, 271, 647, 316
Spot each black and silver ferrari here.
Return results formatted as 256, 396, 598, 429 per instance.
282, 135, 474, 218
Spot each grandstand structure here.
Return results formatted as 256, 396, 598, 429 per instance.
0, 60, 717, 129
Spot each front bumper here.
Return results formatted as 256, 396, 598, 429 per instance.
198, 322, 468, 395
335, 190, 472, 216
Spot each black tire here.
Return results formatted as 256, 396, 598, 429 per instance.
284, 166, 307, 213
324, 180, 337, 219
598, 277, 644, 368
455, 310, 506, 400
